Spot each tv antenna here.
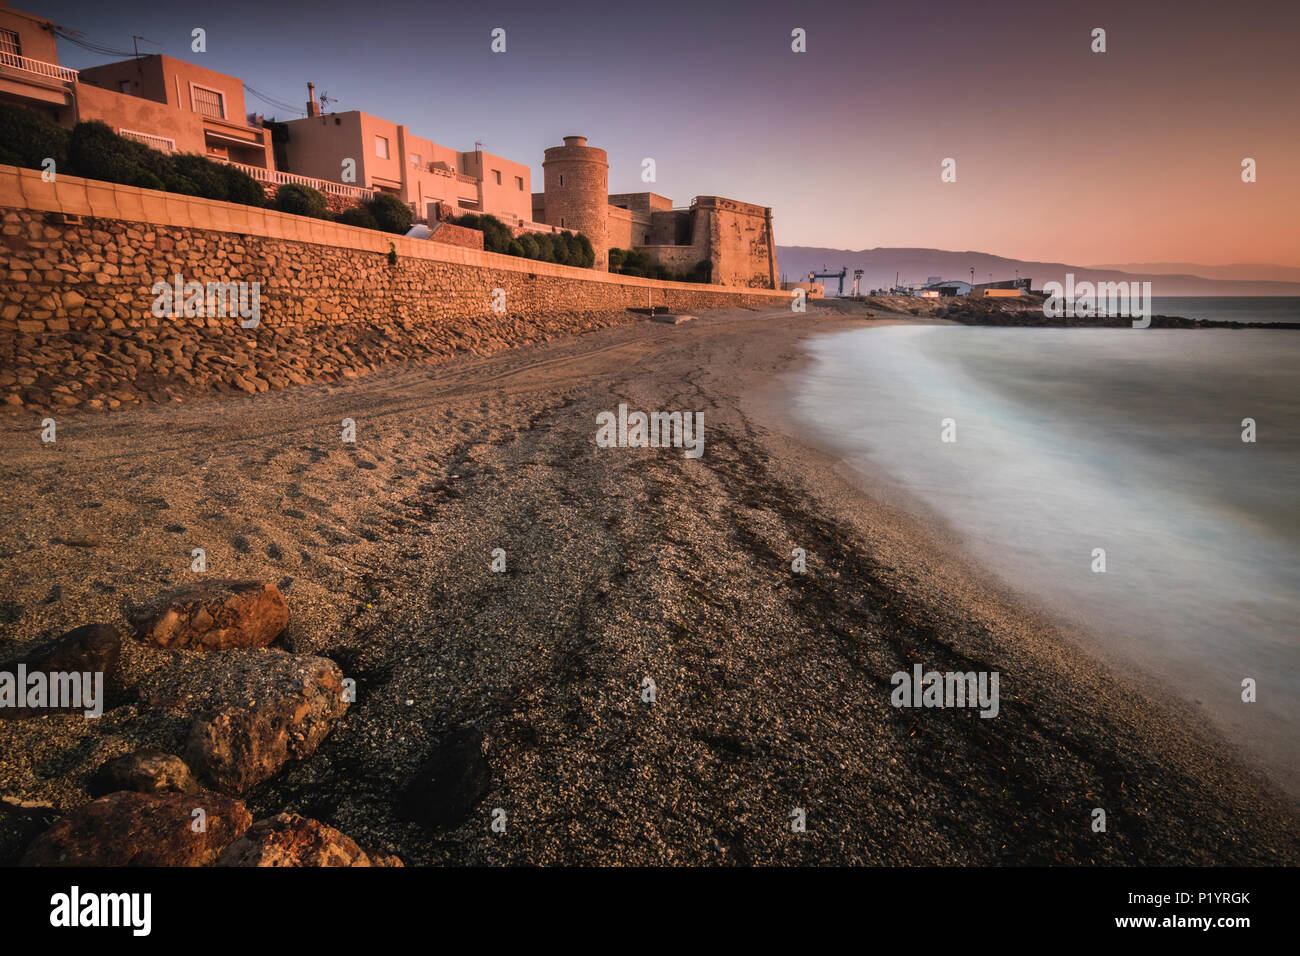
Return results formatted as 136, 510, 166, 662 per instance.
131, 35, 158, 59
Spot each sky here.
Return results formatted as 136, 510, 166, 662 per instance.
28, 0, 1300, 267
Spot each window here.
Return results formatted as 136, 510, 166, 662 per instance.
375, 135, 390, 159
558, 174, 563, 186
0, 29, 20, 58
190, 84, 226, 119
410, 152, 422, 167
515, 176, 524, 190
493, 169, 501, 185
118, 79, 131, 93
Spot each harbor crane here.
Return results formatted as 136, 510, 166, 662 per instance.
807, 267, 848, 296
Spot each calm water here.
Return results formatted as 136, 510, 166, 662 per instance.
793, 325, 1300, 794
1153, 296, 1300, 324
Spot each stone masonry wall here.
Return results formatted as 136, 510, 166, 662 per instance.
427, 221, 484, 250
0, 167, 789, 412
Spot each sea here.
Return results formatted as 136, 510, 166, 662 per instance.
791, 299, 1300, 795
1151, 296, 1299, 324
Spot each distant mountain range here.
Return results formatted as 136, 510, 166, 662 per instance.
776, 247, 1300, 297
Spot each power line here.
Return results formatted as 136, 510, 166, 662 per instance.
52, 23, 312, 121
243, 84, 306, 117
52, 27, 137, 58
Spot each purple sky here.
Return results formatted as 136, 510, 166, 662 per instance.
31, 0, 1300, 266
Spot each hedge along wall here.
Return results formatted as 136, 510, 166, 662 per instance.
0, 165, 790, 411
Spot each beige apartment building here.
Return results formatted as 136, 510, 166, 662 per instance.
278, 92, 534, 225
1, 3, 273, 167
1, 2, 778, 287
77, 55, 272, 167
0, 0, 68, 113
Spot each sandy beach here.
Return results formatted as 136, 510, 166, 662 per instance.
1, 303, 1296, 865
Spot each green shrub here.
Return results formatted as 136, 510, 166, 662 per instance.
535, 233, 555, 262
451, 213, 512, 253
68, 120, 168, 190
336, 204, 379, 229
12, 117, 266, 207
367, 193, 412, 234
272, 182, 329, 219
219, 163, 266, 206
0, 103, 68, 173
166, 153, 229, 200
447, 215, 596, 268
555, 231, 578, 266
483, 215, 514, 253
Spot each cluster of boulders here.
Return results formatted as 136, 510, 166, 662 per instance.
2, 579, 401, 867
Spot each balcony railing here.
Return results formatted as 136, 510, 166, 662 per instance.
119, 128, 177, 152
215, 159, 376, 200
0, 50, 79, 83
424, 164, 480, 186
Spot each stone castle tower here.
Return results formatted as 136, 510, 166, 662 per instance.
541, 136, 609, 270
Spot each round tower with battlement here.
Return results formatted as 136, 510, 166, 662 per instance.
542, 135, 609, 270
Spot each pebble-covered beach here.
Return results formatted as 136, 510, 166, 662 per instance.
1, 304, 1296, 865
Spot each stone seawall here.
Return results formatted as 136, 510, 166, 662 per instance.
0, 166, 788, 411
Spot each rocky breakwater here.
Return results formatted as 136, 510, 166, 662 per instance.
7, 579, 400, 866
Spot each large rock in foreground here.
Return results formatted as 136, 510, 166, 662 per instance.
216, 812, 396, 867
20, 791, 251, 866
184, 651, 349, 793
0, 623, 121, 719
132, 580, 288, 650
0, 797, 60, 866
398, 726, 492, 829
88, 748, 199, 797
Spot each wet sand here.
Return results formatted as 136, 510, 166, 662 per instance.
1, 304, 1296, 865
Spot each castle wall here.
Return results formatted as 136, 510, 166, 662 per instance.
606, 205, 633, 250
0, 165, 789, 410
640, 245, 708, 277
607, 192, 673, 215
695, 197, 777, 289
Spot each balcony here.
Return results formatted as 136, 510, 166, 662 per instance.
0, 50, 79, 83
0, 50, 78, 110
119, 128, 177, 152
216, 159, 376, 201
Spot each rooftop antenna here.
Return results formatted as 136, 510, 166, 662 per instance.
319, 91, 336, 113
131, 35, 158, 59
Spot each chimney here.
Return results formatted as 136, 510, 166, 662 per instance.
306, 81, 319, 118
